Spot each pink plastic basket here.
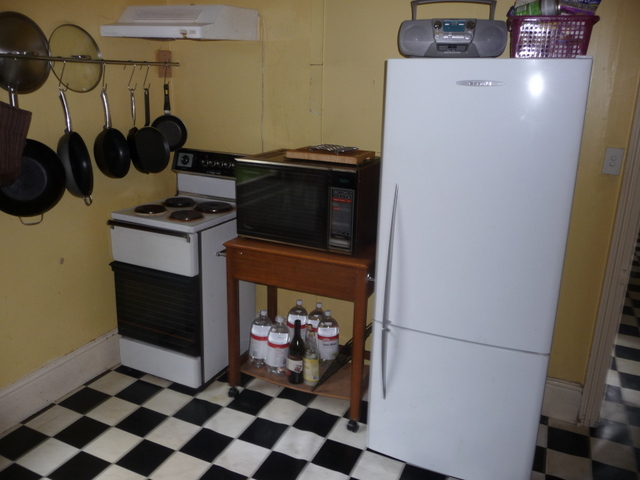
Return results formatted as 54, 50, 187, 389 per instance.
508, 15, 599, 58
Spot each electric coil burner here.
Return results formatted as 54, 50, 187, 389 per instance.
108, 148, 255, 388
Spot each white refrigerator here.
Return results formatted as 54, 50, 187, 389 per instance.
367, 58, 592, 480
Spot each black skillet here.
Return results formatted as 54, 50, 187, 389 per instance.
94, 85, 130, 178
133, 86, 170, 173
151, 82, 187, 151
57, 88, 93, 205
0, 139, 66, 223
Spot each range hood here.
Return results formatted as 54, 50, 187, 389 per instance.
100, 5, 259, 40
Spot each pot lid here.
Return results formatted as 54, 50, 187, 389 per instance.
0, 12, 50, 95
49, 24, 102, 93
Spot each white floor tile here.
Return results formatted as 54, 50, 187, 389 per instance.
85, 397, 139, 426
272, 427, 325, 461
351, 450, 403, 480
590, 437, 637, 472
213, 439, 270, 477
83, 428, 142, 463
258, 397, 307, 425
203, 407, 255, 438
94, 464, 146, 480
25, 405, 82, 436
148, 451, 210, 480
88, 371, 138, 396
298, 463, 350, 480
545, 449, 593, 480
15, 438, 78, 476
195, 380, 235, 407
142, 388, 193, 416
145, 417, 201, 450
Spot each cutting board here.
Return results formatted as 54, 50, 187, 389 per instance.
285, 146, 376, 165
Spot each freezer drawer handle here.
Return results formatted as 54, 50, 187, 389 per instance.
381, 184, 399, 399
107, 219, 192, 243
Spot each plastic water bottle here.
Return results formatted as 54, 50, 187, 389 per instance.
248, 310, 273, 368
317, 310, 339, 367
287, 299, 308, 342
303, 328, 320, 387
266, 316, 290, 375
307, 302, 323, 347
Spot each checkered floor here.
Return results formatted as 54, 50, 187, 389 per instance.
2, 267, 640, 480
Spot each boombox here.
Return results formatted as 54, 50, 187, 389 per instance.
398, 0, 507, 58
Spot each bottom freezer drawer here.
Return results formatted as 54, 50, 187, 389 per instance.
368, 322, 548, 480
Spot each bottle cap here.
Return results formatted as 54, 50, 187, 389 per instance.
325, 310, 332, 316
296, 299, 303, 305
276, 315, 285, 323
316, 302, 322, 308
260, 309, 267, 315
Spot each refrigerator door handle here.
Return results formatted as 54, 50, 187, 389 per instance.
381, 184, 399, 399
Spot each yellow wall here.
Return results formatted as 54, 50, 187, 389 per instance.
0, 0, 638, 390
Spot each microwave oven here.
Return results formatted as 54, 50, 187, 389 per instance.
234, 149, 380, 255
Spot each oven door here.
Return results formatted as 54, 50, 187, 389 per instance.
108, 220, 199, 276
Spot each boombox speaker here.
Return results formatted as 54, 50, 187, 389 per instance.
398, 0, 507, 58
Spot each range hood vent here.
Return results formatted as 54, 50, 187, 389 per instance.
100, 5, 259, 40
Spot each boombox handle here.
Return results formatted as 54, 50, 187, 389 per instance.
411, 0, 497, 21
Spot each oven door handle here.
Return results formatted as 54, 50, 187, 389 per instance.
107, 219, 192, 243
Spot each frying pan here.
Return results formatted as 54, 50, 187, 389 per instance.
0, 139, 66, 223
94, 85, 130, 178
133, 86, 170, 173
151, 83, 187, 151
57, 88, 93, 205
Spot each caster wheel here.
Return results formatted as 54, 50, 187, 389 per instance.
347, 420, 359, 432
228, 387, 239, 398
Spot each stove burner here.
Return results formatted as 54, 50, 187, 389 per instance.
163, 196, 196, 208
134, 204, 167, 215
169, 210, 205, 222
194, 201, 234, 214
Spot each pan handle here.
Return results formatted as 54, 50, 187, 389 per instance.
144, 87, 151, 127
129, 87, 136, 127
100, 86, 112, 129
59, 88, 72, 134
163, 83, 171, 114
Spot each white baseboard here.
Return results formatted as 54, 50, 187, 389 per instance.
542, 377, 583, 424
0, 330, 120, 434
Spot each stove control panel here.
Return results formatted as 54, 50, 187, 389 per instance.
172, 148, 245, 178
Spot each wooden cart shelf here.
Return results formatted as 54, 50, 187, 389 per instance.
224, 237, 376, 431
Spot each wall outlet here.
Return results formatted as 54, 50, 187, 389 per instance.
602, 147, 624, 175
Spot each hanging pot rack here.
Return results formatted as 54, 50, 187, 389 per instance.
0, 51, 179, 68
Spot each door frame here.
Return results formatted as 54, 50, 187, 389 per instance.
579, 85, 640, 426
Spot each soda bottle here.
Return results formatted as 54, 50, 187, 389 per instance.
287, 299, 308, 342
287, 320, 304, 384
303, 328, 320, 387
307, 302, 323, 348
265, 316, 289, 375
317, 310, 339, 367
248, 310, 272, 368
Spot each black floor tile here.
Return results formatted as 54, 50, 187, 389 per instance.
293, 408, 339, 437
590, 418, 633, 445
619, 372, 640, 391
253, 451, 307, 480
116, 439, 173, 477
115, 379, 163, 404
312, 439, 362, 475
592, 460, 637, 480
116, 407, 167, 437
48, 452, 110, 480
604, 384, 624, 404
114, 365, 146, 379
168, 382, 201, 396
57, 387, 110, 414
627, 405, 640, 427
277, 388, 315, 406
227, 389, 272, 416
0, 463, 42, 480
174, 398, 222, 426
547, 426, 591, 458
619, 323, 640, 337
200, 464, 248, 480
0, 426, 48, 461
616, 345, 640, 363
238, 417, 288, 449
180, 428, 232, 462
54, 416, 109, 448
532, 444, 546, 473
399, 463, 449, 480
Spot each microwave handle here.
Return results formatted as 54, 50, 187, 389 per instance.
380, 184, 399, 400
107, 219, 192, 243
